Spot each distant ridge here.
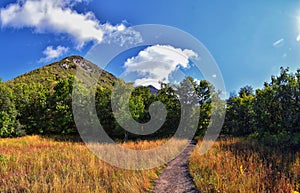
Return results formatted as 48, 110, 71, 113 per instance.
148, 85, 158, 94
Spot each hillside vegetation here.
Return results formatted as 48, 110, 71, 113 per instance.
7, 56, 116, 88
0, 56, 217, 139
1, 56, 117, 136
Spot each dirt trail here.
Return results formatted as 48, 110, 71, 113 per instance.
153, 141, 199, 193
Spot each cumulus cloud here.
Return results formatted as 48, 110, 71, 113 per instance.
39, 45, 69, 62
124, 45, 198, 88
0, 0, 141, 48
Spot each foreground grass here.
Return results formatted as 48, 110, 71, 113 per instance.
189, 138, 300, 193
0, 135, 180, 193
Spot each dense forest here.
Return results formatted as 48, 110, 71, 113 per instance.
0, 56, 299, 148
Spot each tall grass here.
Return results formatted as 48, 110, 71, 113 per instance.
189, 138, 300, 193
0, 136, 182, 193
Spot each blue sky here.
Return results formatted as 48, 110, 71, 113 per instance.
1, 0, 300, 94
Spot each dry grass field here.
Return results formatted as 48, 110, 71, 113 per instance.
0, 136, 173, 193
189, 138, 300, 193
2, 135, 299, 193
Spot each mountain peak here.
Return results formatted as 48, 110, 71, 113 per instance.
7, 56, 117, 89
57, 55, 98, 74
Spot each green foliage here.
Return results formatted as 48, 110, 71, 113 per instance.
95, 77, 218, 140
47, 75, 75, 135
155, 82, 181, 137
224, 67, 300, 147
0, 81, 22, 137
195, 80, 215, 137
11, 82, 48, 134
175, 78, 217, 137
224, 87, 255, 136
0, 56, 219, 141
1, 56, 116, 137
255, 68, 300, 135
95, 87, 115, 136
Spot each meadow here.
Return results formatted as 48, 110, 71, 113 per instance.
189, 138, 300, 193
0, 136, 177, 193
1, 136, 299, 193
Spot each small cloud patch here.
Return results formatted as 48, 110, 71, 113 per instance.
39, 46, 69, 63
272, 38, 284, 47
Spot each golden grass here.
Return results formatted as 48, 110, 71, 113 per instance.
86, 138, 188, 170
0, 135, 179, 193
189, 138, 300, 193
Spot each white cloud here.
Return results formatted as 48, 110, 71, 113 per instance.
103, 26, 143, 46
124, 45, 198, 88
39, 45, 69, 62
0, 0, 141, 48
272, 38, 284, 47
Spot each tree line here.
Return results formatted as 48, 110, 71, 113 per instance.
223, 67, 300, 147
0, 76, 215, 140
1, 66, 299, 147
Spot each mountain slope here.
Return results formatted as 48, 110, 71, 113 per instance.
1, 56, 118, 135
6, 56, 117, 88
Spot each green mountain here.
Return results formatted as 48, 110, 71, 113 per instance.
1, 56, 118, 136
6, 55, 117, 88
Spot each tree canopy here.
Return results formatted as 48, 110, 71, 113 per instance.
224, 67, 300, 147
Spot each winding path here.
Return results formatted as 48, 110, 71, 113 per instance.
153, 141, 199, 193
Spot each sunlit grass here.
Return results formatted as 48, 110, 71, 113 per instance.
86, 138, 188, 170
0, 135, 180, 193
189, 138, 300, 193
